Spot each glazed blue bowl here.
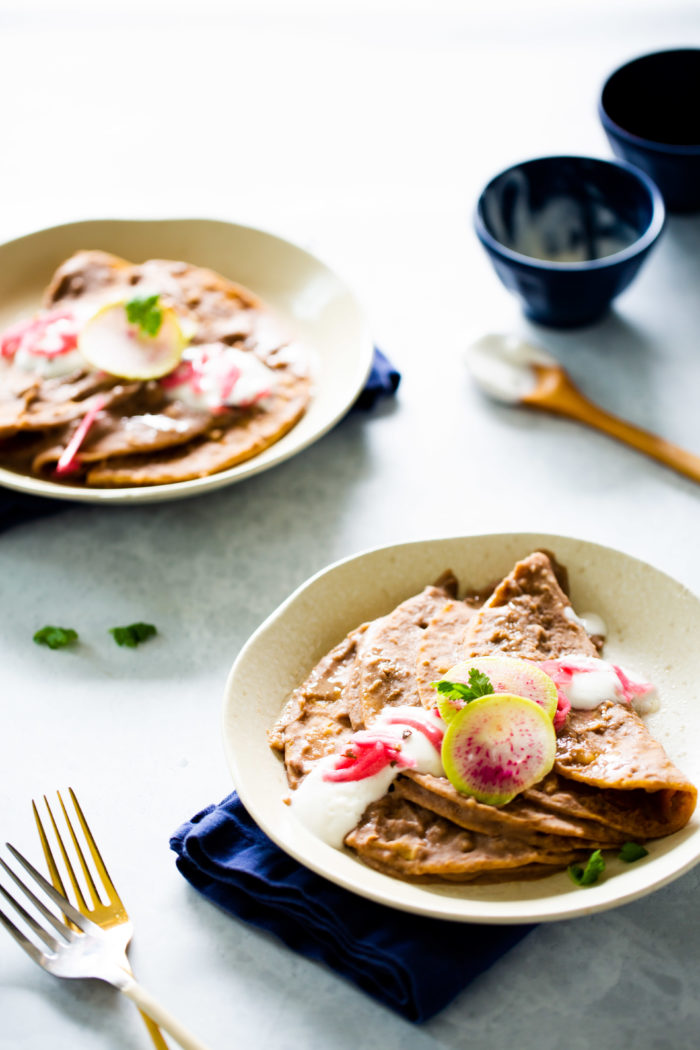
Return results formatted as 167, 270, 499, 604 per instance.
474, 155, 665, 327
600, 49, 700, 213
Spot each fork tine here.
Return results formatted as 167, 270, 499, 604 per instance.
0, 857, 75, 943
0, 906, 45, 966
33, 800, 69, 902
65, 788, 119, 906
5, 844, 98, 934
46, 792, 94, 910
0, 879, 62, 951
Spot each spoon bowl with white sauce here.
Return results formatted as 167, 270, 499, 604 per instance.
466, 333, 700, 485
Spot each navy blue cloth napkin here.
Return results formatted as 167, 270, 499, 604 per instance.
353, 346, 401, 410
170, 792, 532, 1023
0, 348, 399, 533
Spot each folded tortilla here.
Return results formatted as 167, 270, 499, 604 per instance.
271, 551, 697, 883
0, 250, 311, 486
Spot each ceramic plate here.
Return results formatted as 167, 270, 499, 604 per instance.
223, 532, 700, 924
0, 218, 373, 504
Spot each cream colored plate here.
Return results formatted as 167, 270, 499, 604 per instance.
0, 218, 373, 504
223, 532, 700, 924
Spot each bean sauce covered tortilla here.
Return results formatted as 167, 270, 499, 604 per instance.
269, 551, 697, 884
0, 250, 312, 486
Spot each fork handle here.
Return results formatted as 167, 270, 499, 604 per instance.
119, 977, 213, 1050
139, 1008, 172, 1050
526, 366, 700, 484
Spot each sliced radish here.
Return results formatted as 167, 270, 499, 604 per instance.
435, 656, 558, 722
441, 693, 556, 806
79, 299, 185, 380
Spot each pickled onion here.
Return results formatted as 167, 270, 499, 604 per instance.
55, 394, 106, 475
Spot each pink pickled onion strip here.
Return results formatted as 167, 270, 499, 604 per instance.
539, 659, 573, 731
219, 363, 241, 403
553, 693, 571, 731
323, 722, 429, 782
55, 394, 106, 475
30, 316, 78, 357
1, 319, 33, 358
323, 711, 446, 784
333, 738, 382, 768
382, 713, 444, 750
1, 311, 77, 360
332, 754, 358, 771
613, 664, 652, 702
539, 658, 653, 727
323, 741, 391, 782
160, 360, 195, 389
539, 659, 577, 682
351, 731, 420, 766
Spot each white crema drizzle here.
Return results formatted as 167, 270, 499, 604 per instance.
291, 706, 444, 848
564, 604, 607, 638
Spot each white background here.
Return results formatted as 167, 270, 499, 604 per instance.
1, 2, 700, 1048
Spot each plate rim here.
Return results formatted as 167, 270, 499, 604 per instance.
222, 531, 700, 924
0, 215, 375, 505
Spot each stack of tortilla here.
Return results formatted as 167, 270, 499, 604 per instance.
0, 250, 311, 486
270, 551, 697, 883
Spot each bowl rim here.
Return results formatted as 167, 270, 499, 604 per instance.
222, 530, 700, 924
473, 153, 666, 273
599, 48, 700, 157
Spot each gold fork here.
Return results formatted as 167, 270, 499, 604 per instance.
34, 788, 170, 1050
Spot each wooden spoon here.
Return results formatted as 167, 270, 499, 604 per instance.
466, 334, 700, 484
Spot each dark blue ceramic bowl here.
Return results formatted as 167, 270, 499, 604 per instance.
600, 49, 700, 213
474, 155, 665, 327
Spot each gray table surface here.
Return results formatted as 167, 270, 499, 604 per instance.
1, 3, 700, 1048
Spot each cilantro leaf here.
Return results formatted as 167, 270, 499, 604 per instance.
618, 842, 649, 863
33, 626, 78, 650
109, 622, 157, 648
125, 295, 163, 337
432, 668, 494, 703
432, 681, 474, 702
568, 849, 606, 887
464, 668, 494, 697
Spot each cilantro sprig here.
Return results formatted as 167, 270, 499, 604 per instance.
109, 622, 157, 648
33, 626, 79, 650
125, 295, 163, 337
432, 668, 494, 703
618, 842, 649, 863
568, 849, 606, 887
567, 843, 648, 888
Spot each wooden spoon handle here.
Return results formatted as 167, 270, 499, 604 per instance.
525, 370, 700, 484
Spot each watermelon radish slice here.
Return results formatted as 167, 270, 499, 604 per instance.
441, 693, 556, 806
435, 656, 558, 722
79, 298, 185, 380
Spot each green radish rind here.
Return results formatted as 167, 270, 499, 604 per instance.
441, 692, 556, 806
435, 656, 558, 722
